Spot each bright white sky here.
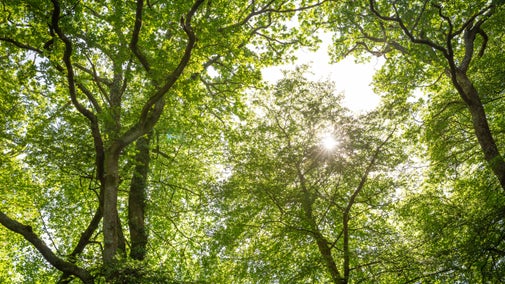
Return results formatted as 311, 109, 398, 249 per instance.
261, 35, 384, 113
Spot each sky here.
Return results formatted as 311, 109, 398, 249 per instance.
261, 35, 384, 113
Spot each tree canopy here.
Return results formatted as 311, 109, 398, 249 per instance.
1, 0, 505, 283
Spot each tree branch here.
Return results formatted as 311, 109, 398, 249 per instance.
58, 204, 102, 284
76, 82, 103, 113
221, 0, 331, 31
50, 0, 106, 184
120, 0, 205, 148
369, 0, 448, 57
0, 37, 43, 53
342, 127, 395, 281
130, 0, 151, 72
431, 3, 455, 61
50, 0, 97, 124
459, 7, 493, 72
451, 4, 494, 38
0, 211, 94, 284
74, 62, 113, 86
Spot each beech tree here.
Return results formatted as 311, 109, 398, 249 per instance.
211, 69, 406, 283
0, 0, 325, 282
2, 0, 505, 282
323, 0, 505, 280
326, 0, 505, 190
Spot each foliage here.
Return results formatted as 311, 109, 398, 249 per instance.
1, 0, 505, 283
209, 68, 407, 283
0, 0, 324, 282
327, 0, 505, 187
324, 0, 505, 281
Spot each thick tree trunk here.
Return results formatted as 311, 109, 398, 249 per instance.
455, 71, 505, 190
128, 132, 152, 260
102, 146, 121, 267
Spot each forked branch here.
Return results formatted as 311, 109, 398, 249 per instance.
369, 0, 448, 57
120, 0, 205, 147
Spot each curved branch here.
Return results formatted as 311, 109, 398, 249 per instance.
451, 4, 494, 37
50, 0, 105, 184
0, 37, 43, 53
430, 3, 457, 65
59, 204, 103, 283
459, 8, 493, 72
130, 0, 151, 72
76, 82, 103, 113
120, 0, 205, 148
0, 211, 94, 284
369, 0, 448, 57
476, 27, 488, 58
221, 0, 331, 31
75, 61, 113, 90
50, 0, 96, 124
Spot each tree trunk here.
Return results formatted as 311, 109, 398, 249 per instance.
102, 146, 121, 267
297, 166, 345, 284
342, 213, 350, 283
454, 71, 505, 190
128, 132, 152, 260
313, 232, 347, 284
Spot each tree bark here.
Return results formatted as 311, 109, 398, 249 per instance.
454, 70, 505, 190
128, 132, 152, 260
102, 145, 122, 267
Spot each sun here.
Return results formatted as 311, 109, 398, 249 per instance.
321, 133, 339, 151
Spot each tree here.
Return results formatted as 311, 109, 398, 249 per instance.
211, 68, 406, 283
322, 0, 505, 280
326, 0, 505, 190
0, 0, 326, 282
